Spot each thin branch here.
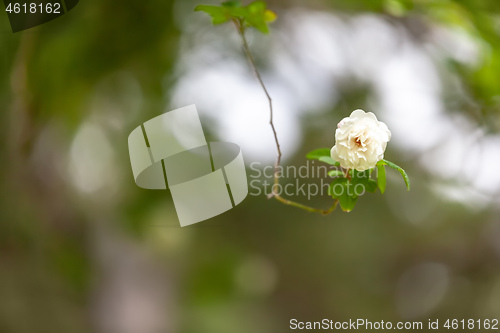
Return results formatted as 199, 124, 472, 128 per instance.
234, 20, 281, 197
274, 194, 339, 215
233, 19, 338, 215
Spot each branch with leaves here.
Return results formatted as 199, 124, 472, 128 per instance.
195, 1, 409, 214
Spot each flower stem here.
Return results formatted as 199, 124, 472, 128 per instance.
274, 194, 339, 215
233, 19, 338, 215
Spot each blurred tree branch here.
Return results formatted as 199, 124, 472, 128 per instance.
233, 18, 338, 215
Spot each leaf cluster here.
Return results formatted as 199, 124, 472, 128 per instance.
194, 1, 277, 34
307, 148, 410, 212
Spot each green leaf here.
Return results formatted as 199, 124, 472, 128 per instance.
377, 164, 386, 194
328, 178, 358, 212
327, 170, 345, 178
247, 1, 266, 12
318, 156, 340, 166
222, 1, 241, 7
264, 9, 277, 22
358, 179, 378, 193
306, 148, 340, 166
195, 1, 277, 34
352, 170, 378, 194
365, 179, 378, 193
328, 177, 348, 198
352, 169, 370, 180
194, 5, 231, 25
242, 1, 274, 34
339, 192, 358, 212
306, 148, 331, 159
377, 159, 410, 191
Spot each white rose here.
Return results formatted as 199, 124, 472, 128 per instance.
330, 109, 391, 171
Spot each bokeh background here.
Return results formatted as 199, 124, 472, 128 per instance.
1, 0, 500, 332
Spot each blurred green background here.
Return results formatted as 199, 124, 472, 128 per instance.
1, 0, 500, 332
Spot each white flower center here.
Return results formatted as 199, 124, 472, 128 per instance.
354, 136, 363, 148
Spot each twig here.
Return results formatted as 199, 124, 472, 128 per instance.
233, 19, 338, 215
